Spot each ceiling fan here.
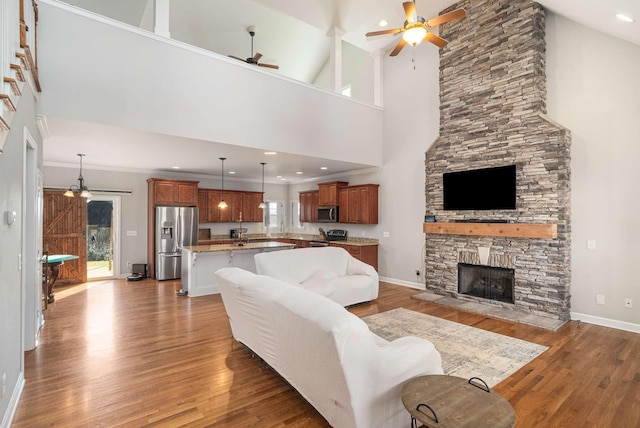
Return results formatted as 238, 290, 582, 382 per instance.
366, 1, 466, 56
229, 26, 279, 69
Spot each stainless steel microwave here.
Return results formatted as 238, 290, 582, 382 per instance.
317, 206, 339, 223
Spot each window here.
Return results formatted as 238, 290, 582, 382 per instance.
265, 201, 285, 232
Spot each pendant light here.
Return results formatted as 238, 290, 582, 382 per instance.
63, 153, 92, 198
218, 157, 228, 209
258, 162, 266, 209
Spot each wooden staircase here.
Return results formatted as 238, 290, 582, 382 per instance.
1, 0, 41, 151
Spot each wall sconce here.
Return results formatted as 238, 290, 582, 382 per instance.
64, 154, 92, 198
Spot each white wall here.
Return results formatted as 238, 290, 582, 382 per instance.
546, 14, 640, 330
290, 45, 440, 286
36, 1, 383, 167
0, 84, 42, 425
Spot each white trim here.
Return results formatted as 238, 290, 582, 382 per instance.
571, 312, 640, 334
0, 372, 24, 428
379, 276, 424, 290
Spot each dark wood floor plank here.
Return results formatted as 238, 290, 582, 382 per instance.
12, 279, 640, 427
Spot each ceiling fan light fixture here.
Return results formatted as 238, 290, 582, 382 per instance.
403, 25, 427, 45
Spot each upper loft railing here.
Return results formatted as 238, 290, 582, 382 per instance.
1, 0, 40, 150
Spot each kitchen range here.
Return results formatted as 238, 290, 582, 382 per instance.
310, 228, 348, 247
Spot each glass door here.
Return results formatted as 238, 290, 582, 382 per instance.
87, 195, 120, 279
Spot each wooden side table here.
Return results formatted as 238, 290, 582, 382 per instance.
401, 375, 515, 428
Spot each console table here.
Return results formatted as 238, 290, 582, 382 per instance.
43, 254, 79, 303
401, 375, 515, 428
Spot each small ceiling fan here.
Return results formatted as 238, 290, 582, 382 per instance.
366, 1, 466, 56
229, 26, 279, 69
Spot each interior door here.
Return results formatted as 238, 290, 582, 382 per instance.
43, 190, 87, 284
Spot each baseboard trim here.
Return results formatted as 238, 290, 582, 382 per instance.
1, 371, 24, 428
379, 276, 424, 290
571, 312, 640, 334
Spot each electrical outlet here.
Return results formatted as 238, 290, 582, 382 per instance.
415, 269, 420, 276
596, 294, 605, 305
587, 240, 596, 250
1, 371, 6, 398
625, 298, 633, 308
126, 261, 132, 270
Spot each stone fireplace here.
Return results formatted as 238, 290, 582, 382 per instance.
424, 0, 571, 321
458, 263, 515, 304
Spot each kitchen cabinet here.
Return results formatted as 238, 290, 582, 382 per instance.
148, 178, 198, 206
330, 242, 378, 271
339, 184, 379, 224
220, 191, 242, 223
242, 192, 265, 222
197, 190, 209, 223
299, 191, 319, 223
318, 181, 348, 206
199, 189, 264, 223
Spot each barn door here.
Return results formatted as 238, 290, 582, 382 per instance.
43, 190, 87, 284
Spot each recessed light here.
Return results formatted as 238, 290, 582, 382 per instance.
616, 14, 634, 23
264, 151, 277, 155
229, 171, 236, 174
280, 178, 287, 181
320, 166, 328, 170
296, 171, 303, 175
276, 175, 282, 178
172, 166, 180, 169
379, 19, 388, 27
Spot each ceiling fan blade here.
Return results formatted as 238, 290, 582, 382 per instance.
366, 28, 403, 37
228, 55, 248, 63
426, 8, 466, 28
390, 38, 407, 57
258, 63, 279, 70
253, 53, 263, 62
403, 2, 416, 23
424, 32, 448, 48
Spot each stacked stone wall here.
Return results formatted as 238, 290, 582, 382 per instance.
425, 0, 571, 320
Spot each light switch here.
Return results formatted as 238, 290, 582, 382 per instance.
587, 240, 596, 250
5, 211, 16, 225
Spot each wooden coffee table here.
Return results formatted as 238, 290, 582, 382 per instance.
401, 375, 515, 428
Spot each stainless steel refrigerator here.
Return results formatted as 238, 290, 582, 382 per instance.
155, 206, 198, 280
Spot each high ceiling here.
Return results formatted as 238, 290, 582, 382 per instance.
46, 0, 640, 182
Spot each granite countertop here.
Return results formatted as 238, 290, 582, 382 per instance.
198, 233, 379, 246
183, 241, 296, 253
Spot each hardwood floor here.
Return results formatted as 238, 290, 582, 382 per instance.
12, 279, 640, 427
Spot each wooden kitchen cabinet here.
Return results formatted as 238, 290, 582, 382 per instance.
220, 191, 242, 223
197, 190, 209, 223
299, 191, 319, 223
318, 181, 348, 206
339, 184, 379, 224
242, 192, 265, 222
199, 189, 263, 223
330, 242, 378, 271
148, 178, 199, 206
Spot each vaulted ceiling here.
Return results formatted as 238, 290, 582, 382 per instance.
47, 0, 640, 181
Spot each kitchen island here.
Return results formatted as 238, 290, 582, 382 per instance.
181, 241, 295, 297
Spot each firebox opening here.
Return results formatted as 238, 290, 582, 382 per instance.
458, 263, 515, 304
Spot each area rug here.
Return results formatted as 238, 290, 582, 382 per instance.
363, 308, 548, 387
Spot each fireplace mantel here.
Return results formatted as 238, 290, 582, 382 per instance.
423, 222, 558, 239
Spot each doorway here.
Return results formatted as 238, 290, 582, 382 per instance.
87, 195, 120, 280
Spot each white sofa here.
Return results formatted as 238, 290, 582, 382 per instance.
254, 246, 379, 306
215, 267, 443, 428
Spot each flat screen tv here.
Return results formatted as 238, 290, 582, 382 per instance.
443, 165, 516, 210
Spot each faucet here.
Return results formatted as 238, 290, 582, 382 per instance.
319, 227, 328, 241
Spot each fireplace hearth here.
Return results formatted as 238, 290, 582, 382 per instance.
458, 263, 515, 304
